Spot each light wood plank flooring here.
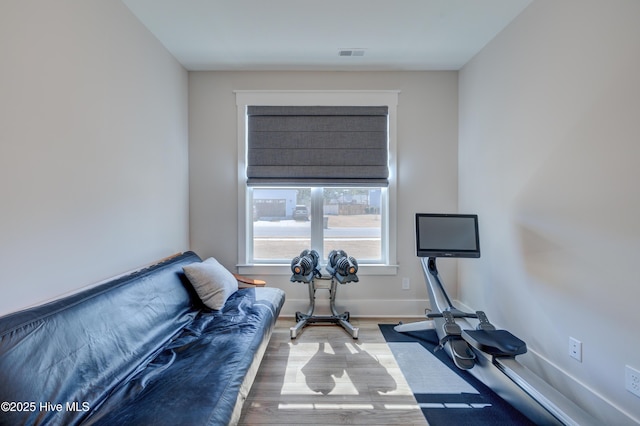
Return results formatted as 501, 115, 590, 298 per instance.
238, 318, 428, 426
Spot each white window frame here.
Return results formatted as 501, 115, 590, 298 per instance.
235, 90, 399, 276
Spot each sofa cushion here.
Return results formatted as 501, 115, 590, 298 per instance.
183, 257, 238, 310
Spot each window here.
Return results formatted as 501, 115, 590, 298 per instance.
236, 91, 398, 275
250, 187, 386, 263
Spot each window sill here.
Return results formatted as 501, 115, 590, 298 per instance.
237, 263, 398, 277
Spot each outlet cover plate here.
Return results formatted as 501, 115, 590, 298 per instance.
569, 337, 582, 362
626, 365, 640, 398
402, 277, 410, 290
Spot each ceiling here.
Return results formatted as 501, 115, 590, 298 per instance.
122, 0, 532, 71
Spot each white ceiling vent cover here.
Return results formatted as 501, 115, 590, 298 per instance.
339, 49, 366, 57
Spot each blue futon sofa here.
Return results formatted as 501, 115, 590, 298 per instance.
0, 251, 285, 425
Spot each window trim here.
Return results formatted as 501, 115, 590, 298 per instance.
235, 90, 399, 275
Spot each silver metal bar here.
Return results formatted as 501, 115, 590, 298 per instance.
496, 358, 602, 426
290, 276, 359, 339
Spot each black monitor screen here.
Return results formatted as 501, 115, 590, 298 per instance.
416, 213, 480, 258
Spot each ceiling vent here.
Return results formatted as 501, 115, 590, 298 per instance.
339, 49, 366, 57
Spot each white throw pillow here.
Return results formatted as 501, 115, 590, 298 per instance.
183, 257, 238, 310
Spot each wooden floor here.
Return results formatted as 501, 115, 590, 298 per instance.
238, 318, 429, 426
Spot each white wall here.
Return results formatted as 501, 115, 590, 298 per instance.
188, 71, 458, 317
0, 1, 190, 316
459, 0, 640, 423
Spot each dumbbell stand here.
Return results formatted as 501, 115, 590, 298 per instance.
290, 276, 359, 339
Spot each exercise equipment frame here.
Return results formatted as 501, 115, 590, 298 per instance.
290, 275, 359, 339
395, 257, 599, 426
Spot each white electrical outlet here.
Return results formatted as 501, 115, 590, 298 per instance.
569, 337, 582, 362
402, 277, 410, 290
626, 365, 640, 398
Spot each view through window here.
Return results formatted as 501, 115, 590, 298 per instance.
251, 187, 383, 263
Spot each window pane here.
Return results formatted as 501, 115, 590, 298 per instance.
323, 188, 382, 261
251, 187, 383, 263
252, 188, 310, 261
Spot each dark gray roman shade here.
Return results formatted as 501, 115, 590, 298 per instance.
247, 106, 388, 186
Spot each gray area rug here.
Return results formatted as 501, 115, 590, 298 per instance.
379, 324, 534, 426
